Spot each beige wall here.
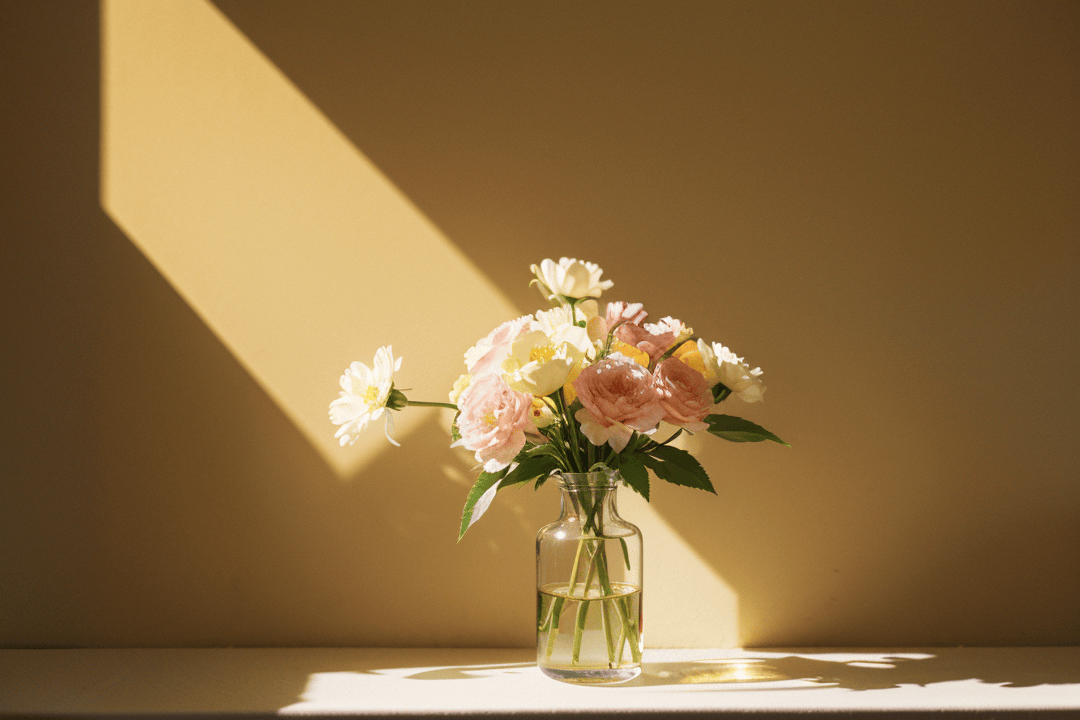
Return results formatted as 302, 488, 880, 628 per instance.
1, 0, 1077, 649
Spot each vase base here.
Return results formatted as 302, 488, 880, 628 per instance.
540, 665, 641, 684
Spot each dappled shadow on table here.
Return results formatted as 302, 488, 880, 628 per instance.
396, 648, 1080, 691
628, 649, 1080, 691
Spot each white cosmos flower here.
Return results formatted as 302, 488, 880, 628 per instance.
329, 345, 403, 446
530, 258, 613, 302
696, 339, 766, 403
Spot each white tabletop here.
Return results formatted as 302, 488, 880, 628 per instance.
2, 647, 1078, 717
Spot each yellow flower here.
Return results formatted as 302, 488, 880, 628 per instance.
562, 364, 582, 405
610, 340, 651, 368
672, 340, 707, 376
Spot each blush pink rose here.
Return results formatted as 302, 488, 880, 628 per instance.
572, 353, 664, 451
605, 301, 648, 330
615, 321, 677, 362
654, 357, 712, 432
587, 301, 648, 345
452, 374, 535, 472
464, 315, 534, 377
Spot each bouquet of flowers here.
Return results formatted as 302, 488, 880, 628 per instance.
330, 257, 785, 681
329, 257, 786, 537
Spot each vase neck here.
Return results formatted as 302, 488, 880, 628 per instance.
557, 470, 622, 531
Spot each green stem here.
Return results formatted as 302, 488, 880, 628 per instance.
571, 542, 600, 665
544, 596, 565, 658
552, 391, 586, 472
615, 610, 627, 665
601, 595, 616, 665
592, 538, 643, 665
404, 400, 459, 409
543, 430, 574, 476
639, 428, 684, 454
566, 537, 587, 595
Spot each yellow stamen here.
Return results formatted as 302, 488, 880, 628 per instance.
362, 386, 381, 404
529, 345, 556, 364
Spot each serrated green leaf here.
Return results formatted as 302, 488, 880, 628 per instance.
650, 445, 715, 493
458, 469, 507, 541
618, 455, 650, 501
706, 414, 789, 446
639, 452, 715, 494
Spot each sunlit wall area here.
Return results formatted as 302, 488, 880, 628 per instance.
100, 0, 519, 476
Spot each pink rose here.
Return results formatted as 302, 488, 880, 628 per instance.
572, 353, 664, 451
654, 357, 712, 432
587, 301, 647, 345
605, 301, 648, 330
464, 315, 534, 377
615, 321, 676, 362
452, 374, 535, 472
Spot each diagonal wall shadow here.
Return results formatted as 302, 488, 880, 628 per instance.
209, 0, 1080, 648
92, 213, 552, 649
3, 0, 554, 654
98, 0, 740, 651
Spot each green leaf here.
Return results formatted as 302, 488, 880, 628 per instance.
639, 447, 716, 494
618, 454, 650, 501
525, 442, 563, 461
458, 469, 507, 541
651, 445, 716, 493
500, 453, 560, 489
643, 446, 712, 487
705, 414, 789, 446
450, 412, 462, 443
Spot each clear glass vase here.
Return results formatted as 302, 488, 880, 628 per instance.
536, 468, 643, 683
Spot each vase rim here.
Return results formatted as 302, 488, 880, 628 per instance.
555, 468, 620, 488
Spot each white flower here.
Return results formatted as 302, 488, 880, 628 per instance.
535, 306, 595, 359
696, 339, 766, 403
501, 329, 581, 397
329, 345, 403, 446
530, 258, 613, 302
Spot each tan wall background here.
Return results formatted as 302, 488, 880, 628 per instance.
2, 0, 1077, 649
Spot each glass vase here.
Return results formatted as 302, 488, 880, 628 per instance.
536, 468, 643, 683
